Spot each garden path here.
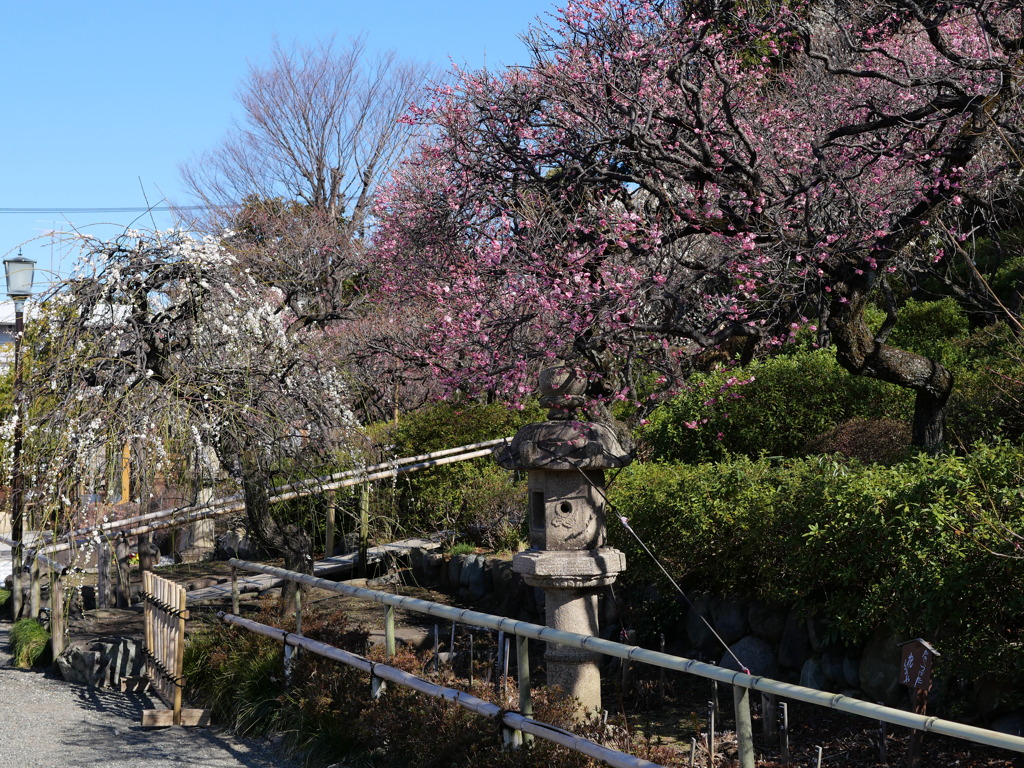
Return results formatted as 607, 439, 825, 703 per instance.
0, 621, 297, 768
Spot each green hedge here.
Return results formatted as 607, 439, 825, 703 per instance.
640, 348, 911, 462
607, 442, 1024, 689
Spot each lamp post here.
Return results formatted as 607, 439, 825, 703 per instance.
5, 251, 35, 620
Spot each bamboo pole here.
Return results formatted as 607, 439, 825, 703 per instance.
227, 557, 1024, 757
173, 581, 186, 725
44, 439, 512, 555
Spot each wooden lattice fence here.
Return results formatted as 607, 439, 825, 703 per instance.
141, 571, 209, 727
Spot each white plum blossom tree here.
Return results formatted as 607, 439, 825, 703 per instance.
22, 228, 356, 584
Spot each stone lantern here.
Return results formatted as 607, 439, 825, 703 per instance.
497, 367, 633, 716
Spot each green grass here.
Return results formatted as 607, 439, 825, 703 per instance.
10, 619, 50, 668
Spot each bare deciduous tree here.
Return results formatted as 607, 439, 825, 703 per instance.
180, 37, 433, 346
181, 36, 431, 228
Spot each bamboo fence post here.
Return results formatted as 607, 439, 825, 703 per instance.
29, 552, 41, 619
143, 571, 153, 681
733, 684, 755, 768
173, 580, 186, 726
325, 494, 336, 558
50, 569, 65, 657
385, 604, 396, 657
516, 634, 533, 744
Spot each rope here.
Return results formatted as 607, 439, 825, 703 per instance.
614, 512, 750, 676
569, 463, 751, 676
142, 592, 188, 618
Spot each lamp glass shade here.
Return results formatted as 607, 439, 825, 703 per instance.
4, 255, 36, 299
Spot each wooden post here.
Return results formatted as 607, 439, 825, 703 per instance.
115, 532, 130, 608
733, 684, 755, 768
121, 441, 131, 503
293, 584, 303, 661
230, 565, 239, 615
138, 534, 157, 573
29, 552, 41, 619
900, 638, 939, 768
762, 692, 778, 743
325, 494, 336, 558
707, 700, 716, 768
97, 538, 110, 609
50, 570, 64, 658
11, 541, 22, 620
358, 484, 369, 579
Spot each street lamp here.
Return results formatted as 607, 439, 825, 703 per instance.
5, 250, 35, 619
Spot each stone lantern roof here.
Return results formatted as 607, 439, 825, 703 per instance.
496, 367, 633, 471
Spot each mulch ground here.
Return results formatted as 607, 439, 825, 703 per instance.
619, 672, 1024, 767
63, 560, 1024, 768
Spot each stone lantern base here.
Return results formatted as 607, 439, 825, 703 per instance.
513, 548, 625, 716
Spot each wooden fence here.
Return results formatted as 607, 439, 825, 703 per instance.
141, 571, 209, 727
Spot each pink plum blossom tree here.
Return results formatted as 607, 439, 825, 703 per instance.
374, 0, 1023, 451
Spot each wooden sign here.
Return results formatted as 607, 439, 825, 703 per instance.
899, 638, 939, 691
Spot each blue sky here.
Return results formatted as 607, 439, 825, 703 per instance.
0, 1, 557, 287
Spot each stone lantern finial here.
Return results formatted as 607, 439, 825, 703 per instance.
538, 366, 588, 420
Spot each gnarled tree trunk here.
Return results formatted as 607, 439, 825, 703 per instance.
828, 291, 953, 453
238, 458, 312, 617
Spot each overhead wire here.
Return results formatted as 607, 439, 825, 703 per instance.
0, 205, 214, 214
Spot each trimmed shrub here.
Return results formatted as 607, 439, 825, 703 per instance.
641, 348, 911, 463
607, 442, 1024, 701
371, 400, 542, 541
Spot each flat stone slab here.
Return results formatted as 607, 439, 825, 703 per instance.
186, 574, 283, 605
313, 537, 440, 577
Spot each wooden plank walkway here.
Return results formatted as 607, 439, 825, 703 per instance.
185, 537, 440, 605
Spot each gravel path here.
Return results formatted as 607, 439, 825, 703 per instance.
0, 621, 299, 768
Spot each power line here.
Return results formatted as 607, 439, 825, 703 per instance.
0, 205, 214, 214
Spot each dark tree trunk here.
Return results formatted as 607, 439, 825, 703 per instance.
239, 458, 312, 617
828, 291, 953, 453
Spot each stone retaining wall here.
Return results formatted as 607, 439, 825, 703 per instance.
410, 548, 1021, 731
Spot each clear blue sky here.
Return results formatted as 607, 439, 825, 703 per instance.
0, 0, 557, 287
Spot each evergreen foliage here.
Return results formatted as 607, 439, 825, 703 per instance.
607, 441, 1024, 697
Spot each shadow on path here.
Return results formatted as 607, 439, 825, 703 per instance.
0, 619, 297, 768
